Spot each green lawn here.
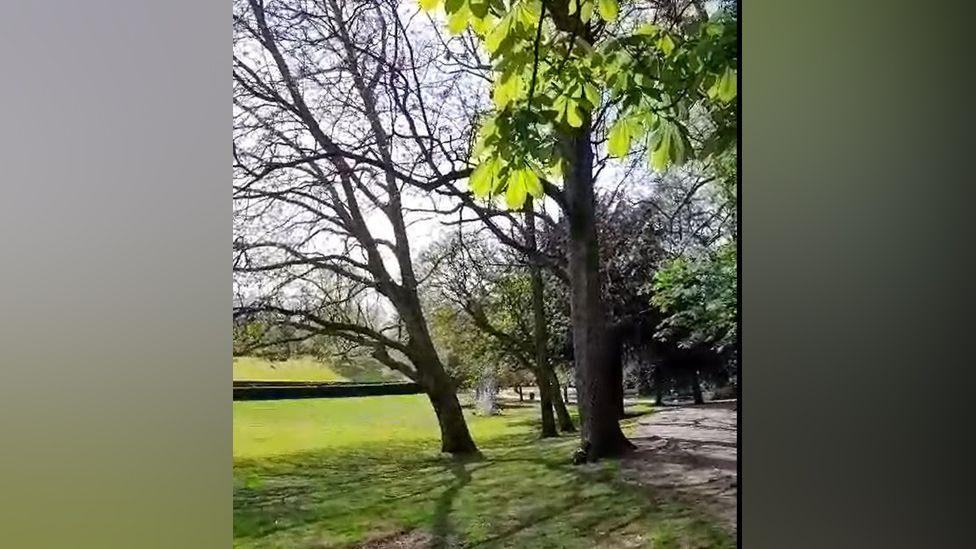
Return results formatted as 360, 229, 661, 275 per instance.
234, 395, 733, 548
233, 356, 408, 383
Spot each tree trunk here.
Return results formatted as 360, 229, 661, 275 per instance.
526, 197, 557, 437
402, 296, 479, 455
424, 368, 479, 454
535, 371, 558, 438
691, 369, 704, 405
516, 385, 523, 401
563, 125, 632, 460
548, 368, 576, 432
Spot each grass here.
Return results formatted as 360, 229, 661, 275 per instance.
234, 395, 734, 548
233, 356, 407, 383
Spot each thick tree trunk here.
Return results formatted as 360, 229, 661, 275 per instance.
548, 369, 576, 432
563, 126, 631, 460
403, 298, 478, 455
422, 362, 478, 454
691, 369, 704, 405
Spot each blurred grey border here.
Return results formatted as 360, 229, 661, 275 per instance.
1, 0, 974, 547
743, 0, 974, 547
0, 1, 230, 547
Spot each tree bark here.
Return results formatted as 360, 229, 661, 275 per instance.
402, 295, 478, 455
562, 125, 632, 459
535, 370, 558, 438
425, 373, 479, 454
548, 368, 576, 432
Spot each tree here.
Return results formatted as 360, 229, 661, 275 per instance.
233, 0, 484, 455
652, 242, 737, 353
423, 232, 575, 436
424, 0, 737, 459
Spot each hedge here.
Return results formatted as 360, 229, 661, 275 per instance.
233, 381, 422, 401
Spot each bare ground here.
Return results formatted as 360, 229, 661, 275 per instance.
357, 529, 434, 549
621, 401, 738, 534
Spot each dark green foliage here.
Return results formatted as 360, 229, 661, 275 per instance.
651, 242, 737, 353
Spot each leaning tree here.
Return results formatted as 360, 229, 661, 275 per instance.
232, 0, 493, 454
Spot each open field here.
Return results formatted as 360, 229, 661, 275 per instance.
233, 356, 407, 383
234, 395, 734, 548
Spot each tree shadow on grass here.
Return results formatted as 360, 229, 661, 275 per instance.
463, 494, 592, 548
234, 427, 734, 548
430, 460, 480, 549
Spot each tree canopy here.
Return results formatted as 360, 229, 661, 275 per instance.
422, 0, 737, 209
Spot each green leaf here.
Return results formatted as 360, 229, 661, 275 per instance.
505, 171, 528, 209
583, 82, 600, 107
517, 1, 542, 26
469, 0, 489, 18
445, 0, 465, 14
607, 117, 632, 157
447, 4, 471, 34
419, 0, 441, 12
522, 167, 543, 198
493, 72, 524, 110
485, 16, 510, 54
597, 0, 618, 22
649, 123, 689, 171
656, 34, 676, 56
580, 0, 593, 23
708, 67, 737, 103
469, 159, 498, 196
470, 13, 493, 36
650, 125, 672, 171
565, 99, 583, 128
672, 125, 687, 165
636, 23, 660, 36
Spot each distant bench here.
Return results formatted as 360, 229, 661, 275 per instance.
233, 380, 422, 401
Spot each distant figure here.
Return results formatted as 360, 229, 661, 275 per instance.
528, 391, 535, 401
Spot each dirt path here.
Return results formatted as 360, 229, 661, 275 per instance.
621, 401, 737, 534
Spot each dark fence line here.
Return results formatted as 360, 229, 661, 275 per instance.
233, 381, 422, 401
